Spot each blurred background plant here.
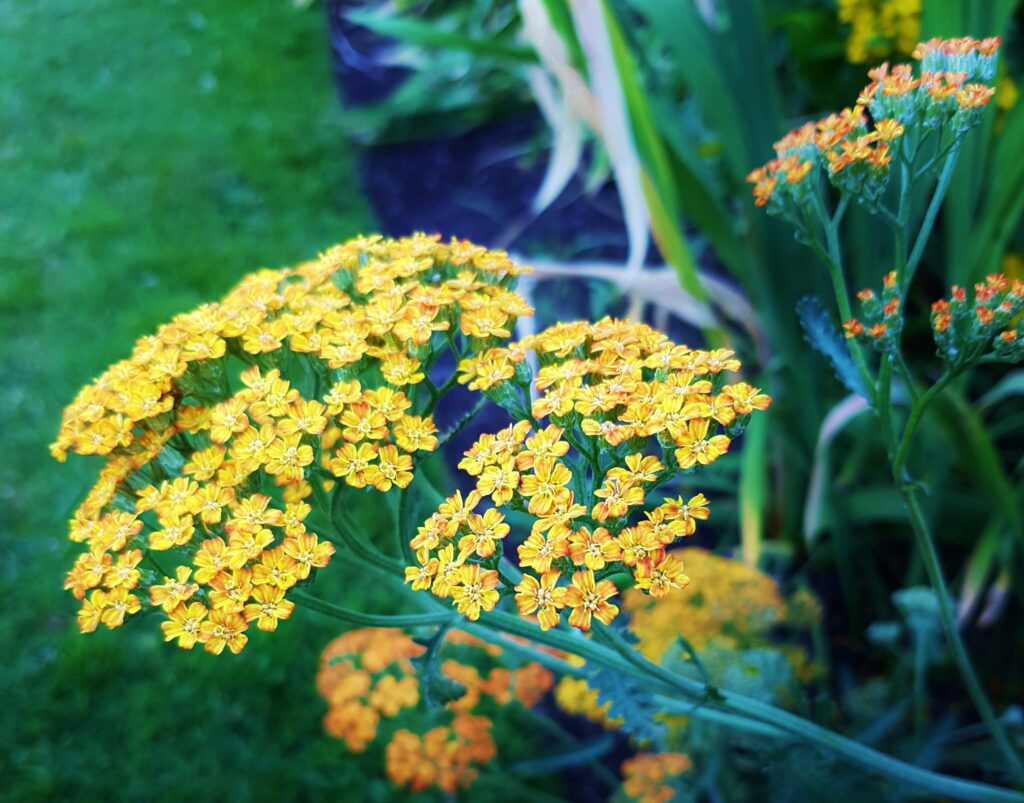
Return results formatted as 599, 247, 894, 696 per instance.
1, 1, 383, 799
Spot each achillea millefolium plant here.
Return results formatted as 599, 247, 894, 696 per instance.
749, 34, 1024, 791
51, 33, 1024, 796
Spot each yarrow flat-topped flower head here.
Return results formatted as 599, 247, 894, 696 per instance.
53, 234, 532, 653
746, 35, 1001, 214
407, 318, 770, 631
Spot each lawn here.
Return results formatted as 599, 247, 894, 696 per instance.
0, 1, 398, 799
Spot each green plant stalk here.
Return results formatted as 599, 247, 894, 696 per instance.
904, 141, 963, 289
898, 485, 1024, 783
306, 507, 1024, 802
293, 591, 454, 628
892, 370, 956, 475
591, 622, 1024, 803
813, 192, 877, 403
809, 137, 1024, 780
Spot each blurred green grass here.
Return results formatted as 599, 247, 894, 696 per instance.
0, 1, 409, 799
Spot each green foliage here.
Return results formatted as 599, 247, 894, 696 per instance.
1, 1, 377, 799
796, 296, 867, 398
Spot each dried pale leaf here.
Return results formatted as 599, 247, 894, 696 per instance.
526, 259, 756, 333
519, 0, 597, 127
526, 68, 585, 212
804, 395, 871, 545
569, 0, 649, 279
957, 522, 1000, 626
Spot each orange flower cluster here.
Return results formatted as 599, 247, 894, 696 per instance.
386, 716, 496, 795
317, 628, 553, 795
317, 628, 424, 750
747, 36, 1000, 210
407, 318, 770, 631
844, 271, 1024, 364
620, 753, 692, 803
53, 234, 532, 651
930, 273, 1024, 363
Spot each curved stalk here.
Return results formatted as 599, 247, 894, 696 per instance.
892, 370, 956, 476
304, 525, 1024, 801
293, 591, 455, 628
904, 141, 963, 288
898, 489, 1024, 783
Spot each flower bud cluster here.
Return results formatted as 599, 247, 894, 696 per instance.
930, 273, 1024, 364
842, 270, 903, 352
747, 36, 1001, 211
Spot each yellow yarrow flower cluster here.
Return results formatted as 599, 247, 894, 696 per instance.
317, 628, 553, 795
407, 318, 770, 631
838, 0, 920, 64
53, 234, 532, 653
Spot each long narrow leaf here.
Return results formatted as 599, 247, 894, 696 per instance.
569, 0, 651, 278
804, 395, 870, 544
740, 410, 769, 567
346, 7, 538, 63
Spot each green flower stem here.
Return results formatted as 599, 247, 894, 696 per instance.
904, 140, 963, 289
396, 486, 416, 566
898, 488, 1024, 784
485, 613, 1024, 802
891, 370, 956, 476
652, 695, 790, 739
506, 706, 620, 789
593, 624, 1024, 803
323, 482, 406, 575
293, 591, 455, 628
811, 191, 877, 403
510, 733, 617, 777
304, 524, 1024, 802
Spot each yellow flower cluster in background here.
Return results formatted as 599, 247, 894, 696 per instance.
406, 318, 770, 631
838, 0, 920, 64
53, 234, 532, 653
317, 628, 553, 795
624, 547, 789, 657
555, 548, 820, 729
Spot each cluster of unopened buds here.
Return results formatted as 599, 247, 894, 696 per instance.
845, 272, 1024, 366
52, 234, 531, 653
317, 627, 552, 794
406, 318, 770, 631
746, 36, 1000, 211
842, 270, 904, 351
930, 273, 1024, 364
